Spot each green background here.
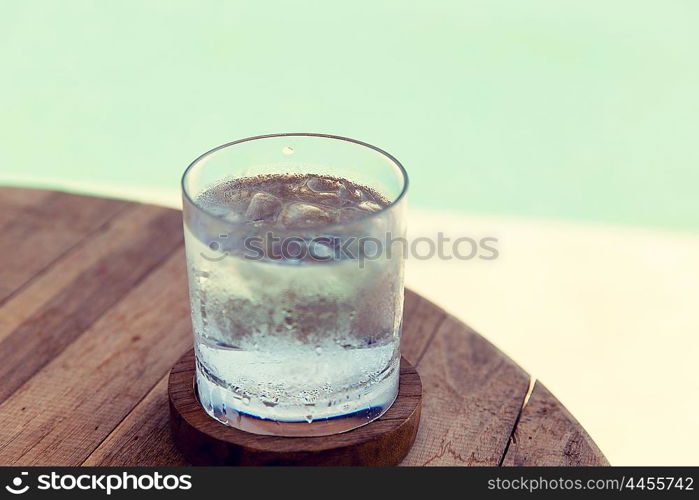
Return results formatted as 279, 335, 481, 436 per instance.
2, 0, 697, 231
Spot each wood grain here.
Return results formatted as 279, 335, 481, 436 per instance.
400, 289, 448, 365
0, 187, 608, 466
0, 206, 183, 404
0, 187, 54, 228
0, 189, 128, 303
0, 188, 62, 237
169, 350, 421, 466
0, 251, 192, 465
84, 376, 188, 466
402, 316, 531, 465
0, 205, 175, 342
502, 381, 609, 466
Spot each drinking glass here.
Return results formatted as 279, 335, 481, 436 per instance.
181, 133, 408, 436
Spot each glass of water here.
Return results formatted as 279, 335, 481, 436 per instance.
181, 133, 408, 436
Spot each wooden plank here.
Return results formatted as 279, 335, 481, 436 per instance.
0, 187, 55, 214
83, 376, 188, 466
502, 381, 609, 466
400, 289, 448, 365
0, 250, 192, 465
0, 205, 166, 341
0, 189, 129, 303
402, 316, 530, 466
0, 207, 183, 404
1, 189, 127, 232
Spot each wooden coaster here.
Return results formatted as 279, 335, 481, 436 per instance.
168, 349, 422, 466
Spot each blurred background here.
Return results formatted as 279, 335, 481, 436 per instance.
1, 0, 697, 464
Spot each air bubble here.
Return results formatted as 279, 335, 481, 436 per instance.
305, 415, 313, 423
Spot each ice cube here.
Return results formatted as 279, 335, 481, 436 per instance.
279, 202, 337, 228
308, 238, 335, 260
357, 200, 382, 213
338, 183, 362, 202
223, 211, 243, 223
198, 202, 231, 218
306, 177, 342, 193
245, 192, 281, 222
339, 207, 370, 223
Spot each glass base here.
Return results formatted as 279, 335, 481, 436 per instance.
195, 360, 399, 437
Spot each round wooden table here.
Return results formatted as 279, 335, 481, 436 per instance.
0, 187, 607, 466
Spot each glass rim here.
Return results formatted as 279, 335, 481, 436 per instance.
181, 133, 409, 229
